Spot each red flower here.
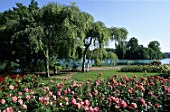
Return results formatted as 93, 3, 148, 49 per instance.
0, 76, 4, 82
18, 75, 24, 79
99, 72, 102, 76
12, 75, 17, 79
155, 104, 160, 108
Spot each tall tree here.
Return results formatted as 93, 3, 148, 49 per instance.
125, 37, 139, 59
82, 21, 110, 72
148, 41, 164, 59
110, 27, 128, 59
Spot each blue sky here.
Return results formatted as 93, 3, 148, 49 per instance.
0, 0, 170, 52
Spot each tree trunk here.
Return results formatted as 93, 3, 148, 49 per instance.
82, 47, 88, 72
44, 58, 50, 77
82, 37, 93, 72
54, 64, 57, 74
44, 49, 50, 78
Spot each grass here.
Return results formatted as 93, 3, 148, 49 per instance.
72, 70, 158, 82
0, 66, 159, 83
72, 69, 158, 82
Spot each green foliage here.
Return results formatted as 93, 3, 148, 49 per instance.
33, 63, 45, 72
91, 48, 107, 66
125, 37, 165, 59
121, 65, 170, 73
57, 65, 63, 70
110, 27, 128, 59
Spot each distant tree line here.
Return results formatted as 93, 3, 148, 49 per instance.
124, 37, 165, 59
106, 37, 165, 59
164, 52, 170, 58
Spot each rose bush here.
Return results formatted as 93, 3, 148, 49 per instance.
0, 73, 170, 111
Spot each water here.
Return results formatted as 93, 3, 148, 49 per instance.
160, 58, 170, 64
118, 58, 170, 65
56, 58, 170, 68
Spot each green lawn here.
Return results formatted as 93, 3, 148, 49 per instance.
72, 69, 158, 82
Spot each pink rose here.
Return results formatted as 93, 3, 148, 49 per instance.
139, 97, 146, 105
94, 107, 100, 112
45, 96, 49, 101
113, 98, 119, 104
49, 91, 53, 96
9, 85, 14, 90
0, 99, 6, 104
87, 93, 93, 98
71, 91, 75, 95
128, 88, 133, 94
22, 105, 27, 110
89, 106, 94, 112
121, 100, 127, 108
39, 96, 44, 103
26, 95, 31, 100
93, 90, 98, 95
53, 95, 56, 100
18, 91, 22, 95
84, 100, 90, 106
130, 103, 137, 108
75, 103, 81, 109
6, 107, 13, 112
64, 90, 68, 94
25, 88, 29, 93
71, 98, 77, 105
84, 106, 89, 111
50, 80, 53, 82
18, 99, 23, 105
12, 96, 17, 102
57, 91, 61, 96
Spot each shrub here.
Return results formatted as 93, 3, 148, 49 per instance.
121, 65, 170, 73
149, 61, 162, 66
33, 63, 45, 72
57, 66, 63, 70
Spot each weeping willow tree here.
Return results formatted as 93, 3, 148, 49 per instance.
91, 48, 107, 66
40, 3, 94, 77
91, 48, 118, 66
110, 27, 128, 59
82, 21, 110, 72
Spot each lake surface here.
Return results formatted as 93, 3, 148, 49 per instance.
159, 58, 170, 64
117, 58, 170, 65
56, 58, 170, 68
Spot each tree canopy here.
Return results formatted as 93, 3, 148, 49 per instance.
0, 0, 166, 76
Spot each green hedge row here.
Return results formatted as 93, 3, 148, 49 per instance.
121, 65, 170, 73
